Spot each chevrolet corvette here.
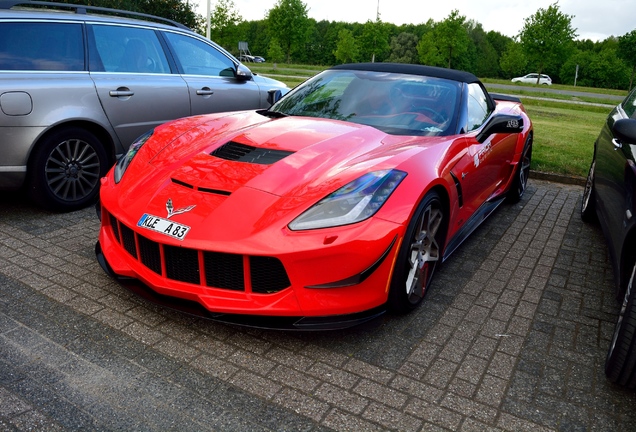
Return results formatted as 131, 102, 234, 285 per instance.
95, 63, 533, 330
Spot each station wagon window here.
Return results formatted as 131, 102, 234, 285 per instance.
90, 25, 170, 74
466, 83, 491, 132
0, 22, 83, 71
163, 32, 235, 77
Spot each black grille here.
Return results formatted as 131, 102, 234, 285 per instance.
250, 256, 291, 293
211, 141, 293, 165
164, 245, 200, 284
138, 236, 161, 275
204, 252, 244, 291
120, 224, 137, 258
109, 213, 120, 243
108, 215, 291, 294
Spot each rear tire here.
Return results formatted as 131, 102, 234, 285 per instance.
581, 159, 597, 222
388, 191, 446, 313
507, 134, 532, 203
605, 259, 636, 389
29, 127, 108, 212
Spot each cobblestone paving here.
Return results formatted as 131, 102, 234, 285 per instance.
1, 179, 635, 431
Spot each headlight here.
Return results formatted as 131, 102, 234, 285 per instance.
114, 130, 153, 183
289, 169, 407, 231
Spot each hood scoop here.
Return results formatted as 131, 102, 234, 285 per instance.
211, 141, 294, 165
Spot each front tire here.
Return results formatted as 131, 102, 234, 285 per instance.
581, 159, 597, 222
606, 259, 636, 389
388, 191, 446, 313
29, 128, 108, 212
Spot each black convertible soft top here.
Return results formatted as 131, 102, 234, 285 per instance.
331, 63, 480, 85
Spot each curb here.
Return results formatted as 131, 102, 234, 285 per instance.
530, 170, 586, 186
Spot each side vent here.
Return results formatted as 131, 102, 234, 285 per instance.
211, 141, 293, 165
450, 171, 463, 208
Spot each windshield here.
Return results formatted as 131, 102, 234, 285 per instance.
271, 70, 460, 136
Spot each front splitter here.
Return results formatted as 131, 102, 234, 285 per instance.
95, 241, 386, 331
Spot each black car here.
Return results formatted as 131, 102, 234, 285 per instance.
582, 87, 636, 388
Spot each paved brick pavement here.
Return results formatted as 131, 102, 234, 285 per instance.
1, 179, 635, 431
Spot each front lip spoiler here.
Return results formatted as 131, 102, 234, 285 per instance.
95, 241, 386, 331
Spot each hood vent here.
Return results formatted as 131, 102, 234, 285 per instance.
211, 141, 293, 165
171, 178, 231, 196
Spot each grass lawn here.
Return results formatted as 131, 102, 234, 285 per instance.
523, 100, 609, 177
251, 63, 617, 178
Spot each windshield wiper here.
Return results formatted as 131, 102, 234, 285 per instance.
256, 109, 288, 118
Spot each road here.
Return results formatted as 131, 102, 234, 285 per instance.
486, 83, 624, 102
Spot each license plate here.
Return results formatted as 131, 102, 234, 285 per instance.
137, 214, 190, 240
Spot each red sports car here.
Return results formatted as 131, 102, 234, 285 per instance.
95, 63, 533, 329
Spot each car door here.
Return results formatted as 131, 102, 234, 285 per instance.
161, 31, 263, 115
595, 89, 636, 257
88, 23, 190, 151
454, 84, 517, 217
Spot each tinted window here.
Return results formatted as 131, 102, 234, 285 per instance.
622, 88, 636, 119
466, 83, 490, 132
90, 25, 170, 74
0, 22, 83, 71
163, 32, 235, 77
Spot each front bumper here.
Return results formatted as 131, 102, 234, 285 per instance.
96, 195, 404, 329
96, 241, 386, 330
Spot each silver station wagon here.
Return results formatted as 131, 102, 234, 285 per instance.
0, 0, 287, 211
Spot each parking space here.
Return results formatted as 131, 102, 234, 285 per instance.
1, 179, 635, 431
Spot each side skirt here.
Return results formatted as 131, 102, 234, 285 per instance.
442, 196, 506, 263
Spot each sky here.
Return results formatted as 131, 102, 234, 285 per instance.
194, 0, 636, 42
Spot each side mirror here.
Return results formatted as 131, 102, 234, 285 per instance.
476, 114, 524, 143
235, 63, 253, 81
267, 89, 283, 106
613, 118, 636, 145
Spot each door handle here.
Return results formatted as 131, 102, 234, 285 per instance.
109, 88, 134, 97
196, 87, 214, 96
612, 138, 622, 150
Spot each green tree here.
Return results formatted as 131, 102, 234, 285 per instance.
467, 21, 499, 78
267, 0, 310, 63
417, 32, 442, 66
618, 30, 636, 90
359, 18, 391, 62
434, 10, 470, 69
209, 0, 242, 48
518, 2, 577, 84
333, 29, 358, 64
267, 38, 285, 65
500, 41, 528, 78
559, 49, 629, 89
54, 0, 201, 30
388, 32, 419, 64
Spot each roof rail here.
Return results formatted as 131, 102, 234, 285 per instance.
0, 0, 190, 30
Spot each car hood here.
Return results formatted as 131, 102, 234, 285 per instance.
142, 111, 445, 198
110, 111, 450, 244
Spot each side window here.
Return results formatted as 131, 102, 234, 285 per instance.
163, 32, 235, 77
622, 88, 636, 119
0, 22, 83, 71
90, 25, 170, 74
466, 83, 491, 132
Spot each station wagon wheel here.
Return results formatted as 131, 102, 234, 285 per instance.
29, 127, 108, 212
581, 159, 597, 222
507, 134, 533, 203
605, 259, 636, 389
388, 191, 446, 313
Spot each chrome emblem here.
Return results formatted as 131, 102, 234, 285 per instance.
166, 199, 195, 219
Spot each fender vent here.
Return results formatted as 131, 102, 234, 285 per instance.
211, 141, 293, 164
